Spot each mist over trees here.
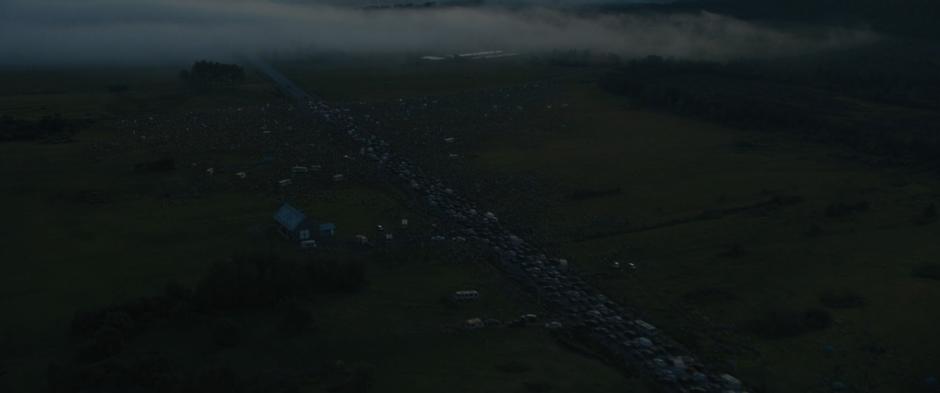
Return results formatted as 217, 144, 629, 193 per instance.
0, 0, 879, 66
675, 0, 940, 38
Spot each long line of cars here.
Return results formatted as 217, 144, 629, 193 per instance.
256, 61, 747, 393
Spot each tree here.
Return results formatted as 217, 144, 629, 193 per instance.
279, 303, 314, 337
210, 318, 241, 349
180, 60, 246, 89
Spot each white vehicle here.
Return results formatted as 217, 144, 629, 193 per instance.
634, 320, 657, 332
464, 318, 484, 329
634, 337, 654, 348
545, 321, 563, 329
720, 374, 743, 389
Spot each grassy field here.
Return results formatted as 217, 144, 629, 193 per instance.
469, 82, 940, 392
281, 57, 940, 392
0, 67, 281, 391
0, 65, 645, 392
116, 240, 641, 393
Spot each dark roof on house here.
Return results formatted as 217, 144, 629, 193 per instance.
274, 203, 307, 231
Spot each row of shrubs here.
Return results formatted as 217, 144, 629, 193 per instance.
822, 201, 937, 223
48, 353, 375, 393
0, 114, 85, 142
599, 56, 940, 167
56, 254, 367, 391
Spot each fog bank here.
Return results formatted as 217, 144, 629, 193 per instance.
0, 0, 879, 66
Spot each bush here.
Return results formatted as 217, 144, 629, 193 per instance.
76, 325, 127, 362
819, 290, 868, 309
523, 381, 554, 393
134, 158, 176, 173
279, 303, 314, 337
802, 308, 833, 330
915, 203, 938, 225
327, 362, 375, 393
194, 254, 362, 311
746, 307, 832, 338
805, 223, 824, 237
681, 288, 739, 305
306, 258, 366, 294
210, 318, 241, 349
180, 60, 246, 90
912, 264, 940, 280
194, 256, 298, 310
181, 367, 243, 393
495, 361, 531, 374
825, 201, 870, 218
565, 187, 622, 201
48, 353, 176, 393
718, 243, 745, 258
71, 310, 138, 361
0, 113, 82, 142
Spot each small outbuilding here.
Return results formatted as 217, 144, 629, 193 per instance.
273, 203, 336, 243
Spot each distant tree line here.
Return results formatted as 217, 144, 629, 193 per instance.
617, 0, 940, 40
0, 113, 85, 142
362, 1, 437, 10
179, 60, 246, 90
599, 54, 940, 167
752, 0, 940, 39
538, 49, 622, 68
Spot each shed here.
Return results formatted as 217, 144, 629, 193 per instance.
274, 203, 335, 242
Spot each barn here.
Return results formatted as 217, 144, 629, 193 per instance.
273, 203, 336, 243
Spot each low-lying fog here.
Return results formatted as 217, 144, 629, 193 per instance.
0, 0, 879, 66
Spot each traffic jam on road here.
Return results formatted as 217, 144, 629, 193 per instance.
260, 63, 748, 393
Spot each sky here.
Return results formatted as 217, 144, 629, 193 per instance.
0, 0, 879, 66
